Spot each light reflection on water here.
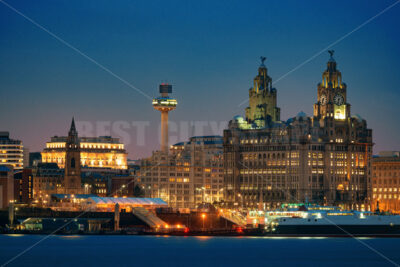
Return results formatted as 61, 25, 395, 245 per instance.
1, 234, 378, 241
4, 234, 25, 237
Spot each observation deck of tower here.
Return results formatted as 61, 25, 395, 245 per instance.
152, 83, 177, 153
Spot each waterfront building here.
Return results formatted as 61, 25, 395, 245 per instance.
32, 120, 132, 205
33, 119, 83, 201
138, 136, 224, 209
41, 136, 127, 170
0, 132, 24, 170
13, 168, 33, 203
111, 175, 135, 197
32, 163, 64, 202
0, 165, 14, 208
33, 165, 132, 203
371, 151, 400, 212
223, 53, 373, 210
81, 171, 110, 196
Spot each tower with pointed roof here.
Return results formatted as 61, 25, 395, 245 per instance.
224, 53, 373, 210
313, 50, 351, 121
64, 118, 82, 194
245, 57, 280, 128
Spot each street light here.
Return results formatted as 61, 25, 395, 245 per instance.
201, 213, 206, 231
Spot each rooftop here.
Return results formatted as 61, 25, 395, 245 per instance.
89, 197, 167, 206
49, 136, 124, 144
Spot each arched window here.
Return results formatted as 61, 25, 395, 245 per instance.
71, 158, 76, 168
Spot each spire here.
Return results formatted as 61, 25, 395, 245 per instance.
69, 117, 77, 136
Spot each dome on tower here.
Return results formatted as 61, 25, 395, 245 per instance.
352, 114, 364, 122
233, 115, 244, 122
296, 111, 307, 119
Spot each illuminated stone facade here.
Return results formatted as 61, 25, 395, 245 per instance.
224, 53, 373, 210
0, 132, 24, 170
371, 151, 400, 212
137, 136, 224, 209
42, 136, 127, 170
245, 57, 280, 128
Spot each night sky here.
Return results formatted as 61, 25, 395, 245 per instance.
1, 0, 399, 159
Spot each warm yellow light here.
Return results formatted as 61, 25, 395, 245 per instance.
201, 213, 206, 219
176, 224, 181, 228
164, 224, 169, 228
334, 111, 345, 120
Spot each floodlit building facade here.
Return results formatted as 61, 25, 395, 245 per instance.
371, 151, 400, 212
41, 136, 127, 170
224, 53, 373, 210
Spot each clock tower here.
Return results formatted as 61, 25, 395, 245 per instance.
64, 117, 82, 194
313, 51, 351, 121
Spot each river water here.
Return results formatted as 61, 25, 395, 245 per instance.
0, 235, 399, 266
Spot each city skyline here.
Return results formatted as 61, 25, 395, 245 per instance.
1, 0, 400, 159
2, 2, 400, 265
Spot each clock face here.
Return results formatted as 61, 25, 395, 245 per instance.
333, 94, 344, 106
320, 94, 327, 105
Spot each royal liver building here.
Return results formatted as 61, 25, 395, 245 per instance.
223, 52, 373, 210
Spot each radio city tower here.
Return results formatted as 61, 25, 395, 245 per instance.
152, 83, 177, 153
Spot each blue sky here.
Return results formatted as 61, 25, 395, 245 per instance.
1, 0, 399, 159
